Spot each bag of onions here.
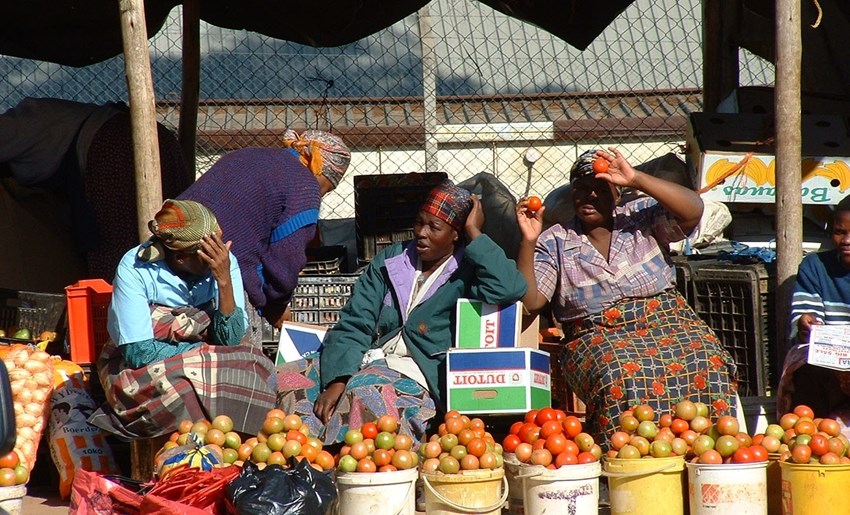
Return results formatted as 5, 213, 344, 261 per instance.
1, 344, 55, 472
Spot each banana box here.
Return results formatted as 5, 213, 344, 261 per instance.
687, 112, 850, 204
446, 348, 551, 414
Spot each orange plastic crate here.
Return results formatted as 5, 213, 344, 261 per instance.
65, 279, 112, 364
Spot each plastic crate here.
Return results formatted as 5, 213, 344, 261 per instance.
0, 289, 66, 345
302, 245, 347, 275
65, 279, 113, 365
688, 260, 776, 397
354, 172, 447, 262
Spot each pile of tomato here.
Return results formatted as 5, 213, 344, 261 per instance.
0, 450, 27, 487
418, 410, 504, 474
765, 405, 850, 465
335, 415, 419, 473
607, 401, 769, 464
502, 407, 601, 468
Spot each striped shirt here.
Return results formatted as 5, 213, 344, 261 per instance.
790, 249, 850, 341
534, 196, 686, 322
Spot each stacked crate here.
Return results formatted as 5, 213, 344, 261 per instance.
673, 258, 777, 397
354, 172, 447, 265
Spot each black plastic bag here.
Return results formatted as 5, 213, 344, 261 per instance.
225, 458, 337, 515
457, 172, 521, 261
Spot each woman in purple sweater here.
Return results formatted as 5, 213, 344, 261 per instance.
179, 130, 351, 344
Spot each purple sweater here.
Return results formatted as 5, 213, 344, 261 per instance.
179, 148, 320, 310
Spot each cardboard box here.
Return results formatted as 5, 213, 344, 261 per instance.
455, 299, 524, 348
276, 322, 326, 365
687, 112, 850, 204
446, 348, 551, 414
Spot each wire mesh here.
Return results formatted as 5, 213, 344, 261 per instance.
0, 0, 774, 221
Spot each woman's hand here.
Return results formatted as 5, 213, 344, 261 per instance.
593, 148, 637, 188
199, 233, 233, 286
464, 194, 484, 241
515, 197, 545, 244
314, 381, 346, 423
797, 313, 823, 343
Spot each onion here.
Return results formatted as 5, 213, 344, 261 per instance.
30, 350, 51, 362
25, 402, 43, 417
17, 426, 35, 442
23, 360, 47, 374
15, 388, 32, 405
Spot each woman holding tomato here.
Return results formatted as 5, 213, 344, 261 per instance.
277, 180, 527, 445
515, 148, 738, 444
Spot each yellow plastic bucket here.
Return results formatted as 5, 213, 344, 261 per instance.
602, 455, 686, 515
779, 461, 850, 515
422, 468, 508, 515
766, 454, 782, 515
687, 461, 767, 515
517, 461, 601, 515
335, 468, 419, 515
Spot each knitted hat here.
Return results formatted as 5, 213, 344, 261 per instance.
282, 129, 351, 187
569, 149, 599, 183
138, 199, 220, 262
420, 180, 473, 231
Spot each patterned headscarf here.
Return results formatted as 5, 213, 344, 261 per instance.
138, 199, 220, 262
420, 180, 473, 231
282, 129, 351, 187
569, 149, 600, 183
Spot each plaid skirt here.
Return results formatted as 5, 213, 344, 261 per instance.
560, 290, 738, 445
89, 339, 278, 439
276, 354, 436, 446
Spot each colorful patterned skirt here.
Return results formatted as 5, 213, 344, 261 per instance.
89, 339, 278, 439
276, 354, 436, 446
560, 290, 738, 445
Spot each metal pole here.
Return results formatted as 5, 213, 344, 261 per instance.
774, 0, 803, 358
119, 0, 163, 242
418, 5, 438, 173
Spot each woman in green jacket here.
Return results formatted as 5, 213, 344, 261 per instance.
277, 180, 527, 444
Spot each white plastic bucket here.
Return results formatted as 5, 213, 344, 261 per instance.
0, 485, 25, 515
518, 461, 601, 515
503, 453, 525, 515
335, 468, 419, 515
687, 461, 768, 515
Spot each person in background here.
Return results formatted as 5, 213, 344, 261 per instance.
0, 97, 192, 281
179, 129, 351, 346
777, 195, 850, 424
515, 148, 738, 444
88, 199, 277, 438
276, 180, 527, 445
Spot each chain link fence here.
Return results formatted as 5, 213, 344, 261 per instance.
0, 0, 773, 225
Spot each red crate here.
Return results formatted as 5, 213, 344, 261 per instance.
65, 279, 112, 364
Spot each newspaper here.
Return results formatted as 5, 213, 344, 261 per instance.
807, 324, 850, 371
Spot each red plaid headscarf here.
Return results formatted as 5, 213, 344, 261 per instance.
420, 180, 472, 231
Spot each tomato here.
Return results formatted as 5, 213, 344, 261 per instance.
524, 410, 540, 424
674, 400, 697, 421
391, 449, 416, 470
819, 418, 841, 437
0, 468, 16, 487
794, 419, 817, 436
361, 422, 379, 440
658, 414, 673, 428
610, 431, 631, 451
544, 433, 568, 455
530, 448, 553, 467
394, 434, 413, 451
0, 452, 19, 470
820, 452, 841, 465
535, 407, 559, 426
356, 458, 377, 472
732, 447, 754, 463
592, 157, 609, 174
749, 445, 769, 462
619, 415, 639, 434
460, 454, 480, 470
514, 443, 533, 463
555, 451, 578, 467
793, 404, 815, 420
338, 454, 357, 472
377, 415, 399, 433
376, 431, 397, 450
577, 451, 597, 464
526, 196, 543, 212
467, 438, 487, 458
698, 450, 723, 464
539, 420, 563, 439
445, 417, 465, 435
617, 445, 641, 459
670, 418, 689, 436
562, 416, 583, 438
791, 444, 812, 464
715, 415, 739, 436
632, 404, 655, 422
509, 421, 524, 435
809, 434, 830, 456
479, 452, 498, 470
779, 413, 800, 431
502, 434, 521, 453
715, 435, 739, 458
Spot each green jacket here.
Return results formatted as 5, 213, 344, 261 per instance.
319, 234, 528, 405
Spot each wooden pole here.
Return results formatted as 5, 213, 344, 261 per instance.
119, 0, 163, 242
179, 0, 200, 178
702, 0, 740, 112
418, 6, 438, 173
774, 0, 803, 359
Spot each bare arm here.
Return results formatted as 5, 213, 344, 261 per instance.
594, 148, 703, 234
199, 233, 236, 315
515, 198, 548, 312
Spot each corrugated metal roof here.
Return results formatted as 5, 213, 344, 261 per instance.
159, 88, 702, 149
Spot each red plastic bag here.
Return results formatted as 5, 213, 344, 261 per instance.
145, 463, 242, 514
69, 469, 143, 515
